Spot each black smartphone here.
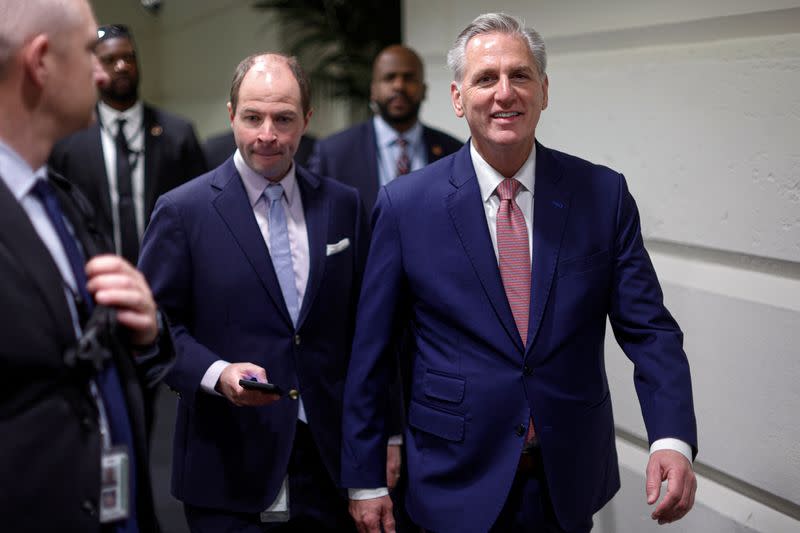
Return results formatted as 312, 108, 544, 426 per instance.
239, 378, 283, 396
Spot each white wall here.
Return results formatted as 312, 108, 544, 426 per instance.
406, 0, 800, 530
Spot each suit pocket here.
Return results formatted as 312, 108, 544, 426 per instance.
557, 249, 610, 278
407, 400, 464, 442
423, 369, 465, 404
326, 237, 350, 256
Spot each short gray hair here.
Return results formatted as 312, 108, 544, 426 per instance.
446, 13, 547, 83
0, 0, 81, 79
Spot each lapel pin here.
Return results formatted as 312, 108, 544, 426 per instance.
432, 145, 443, 157
551, 200, 564, 209
150, 125, 163, 137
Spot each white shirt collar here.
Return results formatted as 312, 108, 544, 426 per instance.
470, 141, 536, 203
234, 149, 298, 208
97, 100, 143, 133
0, 139, 47, 200
373, 114, 423, 148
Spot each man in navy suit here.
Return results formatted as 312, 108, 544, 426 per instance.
342, 13, 698, 533
139, 53, 368, 532
308, 44, 462, 213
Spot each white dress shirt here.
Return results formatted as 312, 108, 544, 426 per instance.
97, 100, 146, 253
373, 115, 425, 187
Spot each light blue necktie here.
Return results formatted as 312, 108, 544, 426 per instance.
265, 184, 299, 326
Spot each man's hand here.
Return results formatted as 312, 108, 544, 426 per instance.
350, 495, 394, 533
85, 254, 157, 346
216, 363, 280, 407
646, 449, 697, 524
386, 444, 402, 490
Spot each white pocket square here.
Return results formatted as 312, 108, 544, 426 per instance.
326, 237, 350, 256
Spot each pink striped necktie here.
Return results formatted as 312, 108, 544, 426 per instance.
496, 178, 530, 345
395, 138, 410, 176
496, 178, 537, 447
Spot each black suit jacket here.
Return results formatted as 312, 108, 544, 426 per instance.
49, 103, 207, 243
0, 171, 174, 533
308, 120, 463, 213
203, 131, 316, 169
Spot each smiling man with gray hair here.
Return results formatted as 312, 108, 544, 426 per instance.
341, 12, 697, 533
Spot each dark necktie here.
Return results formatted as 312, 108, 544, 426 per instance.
31, 179, 139, 532
495, 178, 537, 447
395, 137, 410, 177
115, 118, 139, 264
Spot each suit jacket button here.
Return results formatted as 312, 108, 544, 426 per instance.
294, 334, 301, 346
515, 424, 526, 437
523, 365, 533, 376
81, 499, 96, 516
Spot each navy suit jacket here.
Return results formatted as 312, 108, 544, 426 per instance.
308, 120, 463, 213
139, 159, 368, 512
340, 142, 697, 533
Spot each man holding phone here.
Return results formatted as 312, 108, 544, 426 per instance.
139, 53, 369, 532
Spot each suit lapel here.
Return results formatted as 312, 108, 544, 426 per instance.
87, 124, 114, 229
211, 161, 294, 328
294, 167, 326, 330
361, 122, 380, 210
526, 143, 571, 352
422, 127, 446, 163
446, 145, 524, 352
0, 176, 74, 343
143, 106, 162, 217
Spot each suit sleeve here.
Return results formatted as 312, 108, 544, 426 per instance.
608, 175, 698, 456
138, 194, 221, 402
341, 187, 409, 488
179, 123, 208, 180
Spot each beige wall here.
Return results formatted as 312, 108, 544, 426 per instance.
90, 0, 350, 140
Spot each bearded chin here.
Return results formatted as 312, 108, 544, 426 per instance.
377, 100, 421, 126
102, 80, 138, 104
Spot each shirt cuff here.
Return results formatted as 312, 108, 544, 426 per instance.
348, 487, 389, 500
387, 434, 403, 446
200, 360, 230, 395
650, 438, 693, 464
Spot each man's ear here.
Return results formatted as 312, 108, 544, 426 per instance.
541, 74, 549, 110
20, 34, 50, 89
227, 101, 234, 124
302, 108, 313, 134
450, 81, 464, 118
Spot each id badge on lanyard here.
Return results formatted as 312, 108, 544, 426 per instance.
94, 382, 131, 524
100, 445, 131, 523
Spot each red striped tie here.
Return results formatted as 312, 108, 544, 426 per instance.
496, 178, 530, 345
396, 138, 410, 176
496, 178, 537, 447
